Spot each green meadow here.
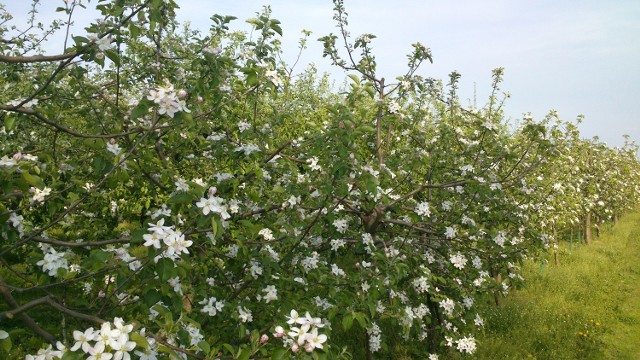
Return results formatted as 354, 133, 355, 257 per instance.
471, 211, 640, 359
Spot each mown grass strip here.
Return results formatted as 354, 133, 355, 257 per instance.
472, 211, 640, 359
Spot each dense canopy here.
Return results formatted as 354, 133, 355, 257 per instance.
1, 1, 639, 359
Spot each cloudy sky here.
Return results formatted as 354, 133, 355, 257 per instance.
4, 0, 640, 148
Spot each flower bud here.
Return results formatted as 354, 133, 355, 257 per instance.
273, 326, 285, 338
304, 342, 314, 352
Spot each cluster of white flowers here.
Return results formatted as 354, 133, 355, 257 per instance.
412, 276, 430, 293
36, 245, 69, 277
261, 285, 278, 303
142, 218, 192, 260
234, 143, 261, 155
237, 120, 251, 132
444, 226, 457, 239
282, 195, 300, 208
265, 70, 283, 87
1, 152, 38, 167
199, 296, 225, 316
387, 100, 401, 114
332, 218, 348, 233
26, 318, 142, 360
29, 186, 51, 204
456, 336, 477, 354
147, 82, 190, 118
7, 212, 24, 237
415, 201, 431, 217
493, 230, 507, 247
330, 263, 346, 277
196, 188, 231, 219
273, 310, 328, 353
449, 252, 467, 270
439, 298, 456, 317
258, 228, 274, 241
237, 306, 253, 323
367, 323, 382, 352
90, 34, 114, 52
105, 246, 142, 272
7, 98, 39, 109
307, 157, 321, 171
106, 139, 121, 156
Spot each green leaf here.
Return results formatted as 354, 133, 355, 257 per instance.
354, 312, 368, 328
211, 216, 218, 241
73, 36, 89, 45
246, 18, 261, 27
4, 116, 15, 132
130, 331, 150, 349
174, 111, 193, 124
61, 350, 85, 360
364, 174, 378, 195
131, 98, 153, 120
144, 289, 162, 308
104, 49, 120, 66
222, 343, 235, 355
168, 192, 194, 205
90, 249, 111, 262
272, 24, 283, 36
270, 348, 288, 360
342, 315, 353, 331
0, 337, 11, 352
21, 172, 45, 188
155, 258, 177, 281
237, 346, 251, 360
347, 74, 360, 86
198, 340, 211, 354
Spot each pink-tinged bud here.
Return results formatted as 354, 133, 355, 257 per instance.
260, 334, 269, 344
12, 152, 22, 161
96, 52, 104, 60
98, 290, 105, 298
109, 138, 116, 145
273, 326, 285, 338
291, 344, 299, 353
304, 342, 314, 352
208, 187, 217, 196
178, 89, 187, 99
197, 96, 203, 102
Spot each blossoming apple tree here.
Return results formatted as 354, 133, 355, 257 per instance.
1, 0, 639, 359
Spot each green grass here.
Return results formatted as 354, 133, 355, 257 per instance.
472, 211, 640, 359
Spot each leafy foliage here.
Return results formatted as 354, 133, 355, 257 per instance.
0, 0, 639, 359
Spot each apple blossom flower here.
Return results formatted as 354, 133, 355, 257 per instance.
196, 195, 230, 219
71, 327, 98, 352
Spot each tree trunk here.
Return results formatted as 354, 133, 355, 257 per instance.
553, 226, 559, 266
585, 212, 592, 245
493, 273, 502, 306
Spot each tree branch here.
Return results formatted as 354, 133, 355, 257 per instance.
0, 105, 144, 139
0, 52, 77, 64
0, 277, 57, 345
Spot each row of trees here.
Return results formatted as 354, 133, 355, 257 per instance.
1, 0, 639, 358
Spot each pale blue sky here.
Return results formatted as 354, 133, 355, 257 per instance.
3, 1, 640, 148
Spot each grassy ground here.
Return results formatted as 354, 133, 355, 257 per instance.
472, 211, 640, 359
